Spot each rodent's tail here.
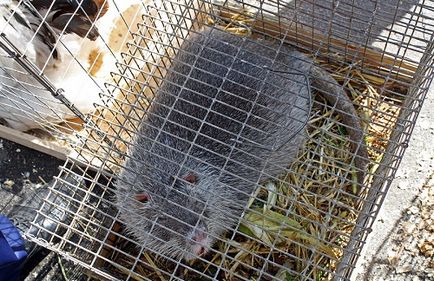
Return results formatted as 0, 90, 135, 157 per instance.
310, 66, 369, 191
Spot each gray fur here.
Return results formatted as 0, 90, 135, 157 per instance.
115, 27, 368, 261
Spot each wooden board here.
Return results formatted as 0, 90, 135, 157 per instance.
0, 124, 70, 160
212, 0, 418, 82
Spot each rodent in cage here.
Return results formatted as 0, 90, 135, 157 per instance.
0, 0, 143, 131
115, 27, 369, 261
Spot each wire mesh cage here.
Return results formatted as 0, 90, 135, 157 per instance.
4, 0, 432, 280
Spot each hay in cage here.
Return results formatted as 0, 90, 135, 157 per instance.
0, 0, 432, 280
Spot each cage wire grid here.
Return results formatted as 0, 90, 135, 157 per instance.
0, 0, 428, 280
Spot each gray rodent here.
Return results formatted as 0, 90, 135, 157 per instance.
115, 27, 368, 261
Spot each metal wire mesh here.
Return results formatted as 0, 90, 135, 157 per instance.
6, 0, 433, 280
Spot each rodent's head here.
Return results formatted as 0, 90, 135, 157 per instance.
116, 162, 242, 261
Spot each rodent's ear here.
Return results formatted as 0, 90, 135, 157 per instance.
134, 193, 151, 203
184, 172, 197, 184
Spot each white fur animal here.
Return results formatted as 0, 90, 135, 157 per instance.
0, 0, 144, 131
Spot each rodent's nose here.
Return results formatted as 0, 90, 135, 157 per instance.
190, 227, 209, 258
191, 243, 208, 258
192, 228, 207, 243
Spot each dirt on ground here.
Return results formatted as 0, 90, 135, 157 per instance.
358, 171, 434, 280
0, 137, 64, 214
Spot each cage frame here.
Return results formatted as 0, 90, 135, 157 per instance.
0, 0, 432, 280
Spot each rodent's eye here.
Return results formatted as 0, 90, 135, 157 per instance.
134, 192, 151, 203
183, 172, 198, 185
